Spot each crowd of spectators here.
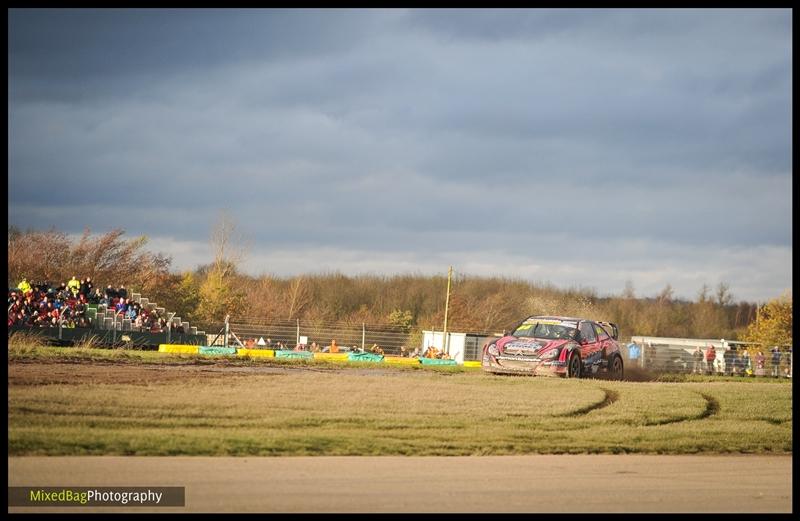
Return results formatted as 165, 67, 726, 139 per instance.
8, 276, 168, 333
654, 342, 791, 378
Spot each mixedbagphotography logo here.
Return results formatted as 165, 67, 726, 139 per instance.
8, 487, 185, 507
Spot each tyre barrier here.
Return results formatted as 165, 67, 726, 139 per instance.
158, 344, 201, 354
237, 348, 275, 358
384, 356, 423, 366
156, 344, 476, 368
313, 352, 350, 362
347, 352, 385, 363
275, 350, 314, 360
419, 358, 458, 366
198, 346, 237, 356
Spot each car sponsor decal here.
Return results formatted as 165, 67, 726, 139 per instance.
504, 340, 543, 352
521, 319, 568, 326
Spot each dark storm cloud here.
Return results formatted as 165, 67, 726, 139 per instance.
9, 8, 383, 102
8, 8, 791, 301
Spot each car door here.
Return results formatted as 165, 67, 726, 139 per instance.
577, 321, 602, 372
593, 322, 614, 367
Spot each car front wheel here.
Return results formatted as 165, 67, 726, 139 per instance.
568, 353, 582, 378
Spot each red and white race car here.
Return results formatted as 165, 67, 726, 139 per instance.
481, 315, 623, 379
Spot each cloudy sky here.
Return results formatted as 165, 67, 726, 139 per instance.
8, 8, 792, 302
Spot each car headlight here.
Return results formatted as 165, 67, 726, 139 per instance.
540, 348, 560, 360
487, 343, 499, 356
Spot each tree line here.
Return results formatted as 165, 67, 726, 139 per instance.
8, 226, 790, 344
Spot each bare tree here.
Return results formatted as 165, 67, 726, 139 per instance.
715, 282, 734, 306
210, 209, 249, 280
286, 276, 312, 319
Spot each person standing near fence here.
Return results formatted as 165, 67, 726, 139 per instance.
705, 344, 716, 375
784, 349, 792, 378
771, 346, 781, 377
754, 351, 766, 377
724, 346, 736, 376
742, 349, 752, 376
692, 346, 704, 374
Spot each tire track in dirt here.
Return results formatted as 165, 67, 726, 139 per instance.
642, 392, 719, 426
554, 387, 619, 417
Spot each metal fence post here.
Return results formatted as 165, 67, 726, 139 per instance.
296, 319, 300, 346
224, 314, 230, 348
362, 323, 365, 351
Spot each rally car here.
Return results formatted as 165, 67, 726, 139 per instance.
481, 315, 624, 379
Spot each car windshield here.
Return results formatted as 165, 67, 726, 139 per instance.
512, 321, 577, 340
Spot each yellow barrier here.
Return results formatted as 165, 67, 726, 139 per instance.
462, 361, 482, 368
384, 356, 422, 366
313, 352, 349, 362
158, 344, 200, 354
237, 349, 275, 358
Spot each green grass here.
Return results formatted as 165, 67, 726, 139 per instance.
8, 353, 792, 456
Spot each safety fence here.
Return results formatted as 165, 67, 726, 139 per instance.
206, 318, 435, 357
624, 337, 792, 378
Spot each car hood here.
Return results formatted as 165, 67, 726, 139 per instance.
496, 336, 570, 356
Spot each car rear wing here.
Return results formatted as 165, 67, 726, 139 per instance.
598, 321, 619, 340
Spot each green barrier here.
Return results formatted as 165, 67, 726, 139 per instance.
275, 350, 314, 359
419, 358, 457, 366
348, 352, 385, 363
199, 346, 237, 356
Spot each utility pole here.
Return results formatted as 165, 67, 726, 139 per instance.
442, 266, 453, 355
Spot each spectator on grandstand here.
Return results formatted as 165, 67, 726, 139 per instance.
771, 346, 782, 377
329, 339, 339, 353
89, 288, 102, 304
692, 346, 704, 374
67, 276, 81, 297
400, 345, 408, 357
118, 285, 128, 299
705, 345, 716, 375
17, 278, 32, 295
410, 347, 421, 358
369, 344, 384, 355
80, 277, 93, 298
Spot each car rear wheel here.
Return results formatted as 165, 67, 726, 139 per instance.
610, 355, 624, 380
568, 353, 582, 378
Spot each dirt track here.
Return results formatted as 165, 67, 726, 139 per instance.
8, 455, 791, 512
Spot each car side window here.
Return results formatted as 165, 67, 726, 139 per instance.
594, 324, 609, 341
579, 322, 596, 343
